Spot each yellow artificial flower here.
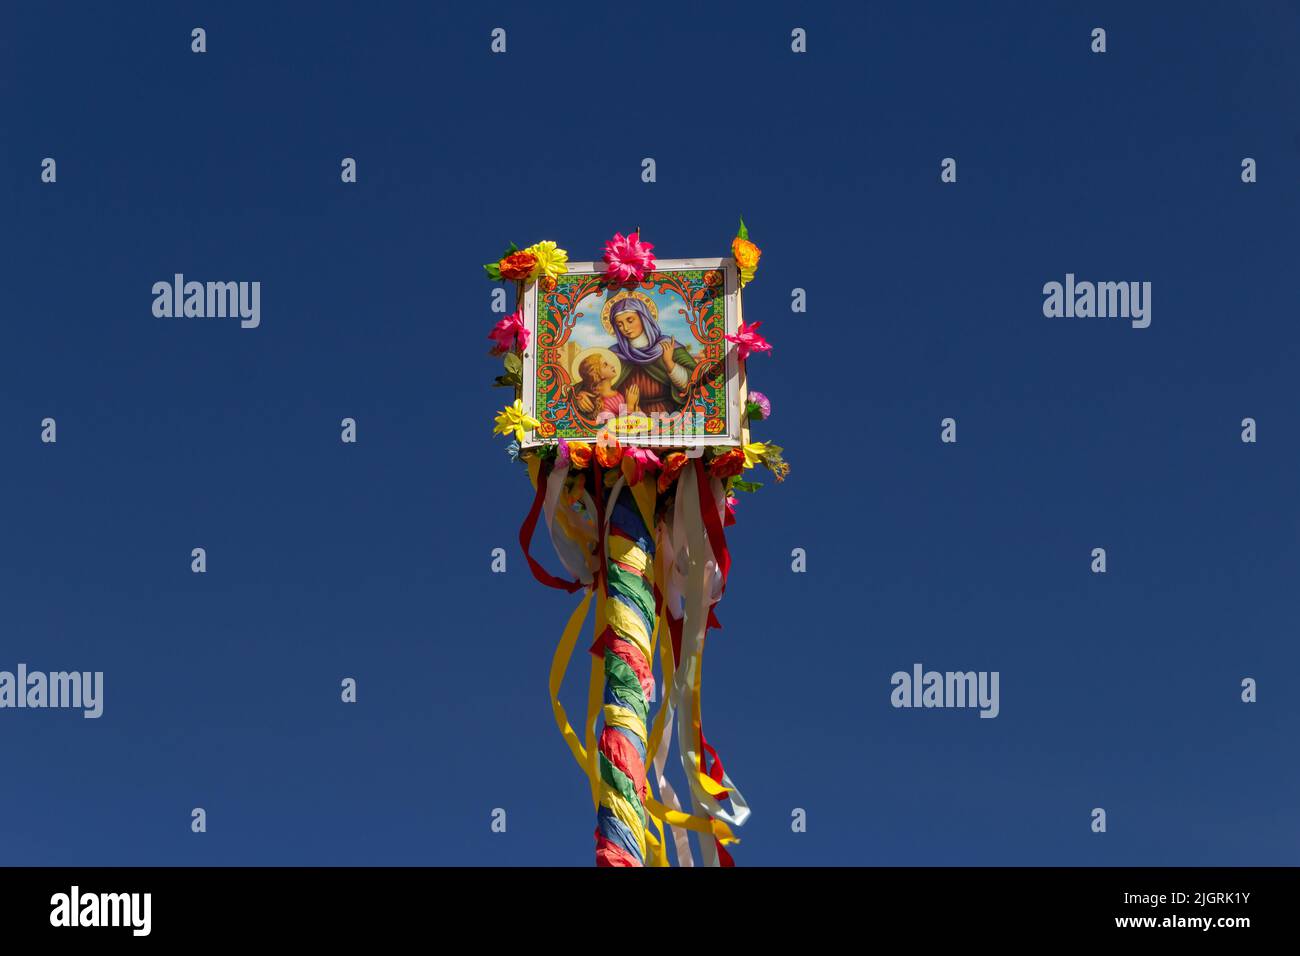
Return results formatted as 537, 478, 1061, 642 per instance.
742, 441, 779, 469
494, 399, 540, 443
524, 240, 569, 280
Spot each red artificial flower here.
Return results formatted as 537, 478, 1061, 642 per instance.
622, 447, 662, 486
487, 308, 529, 354
724, 320, 772, 362
708, 448, 745, 479
602, 231, 656, 284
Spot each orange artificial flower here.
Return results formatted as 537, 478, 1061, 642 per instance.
499, 251, 539, 281
732, 236, 761, 272
595, 435, 623, 469
567, 441, 592, 469
658, 452, 689, 492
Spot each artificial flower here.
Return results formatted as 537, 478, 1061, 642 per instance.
709, 448, 745, 479
747, 441, 789, 482
732, 218, 762, 287
602, 231, 656, 284
567, 441, 592, 469
555, 437, 570, 469
487, 308, 529, 354
493, 399, 540, 443
746, 391, 771, 421
595, 435, 623, 469
622, 447, 661, 486
657, 451, 689, 492
724, 495, 737, 527
524, 240, 569, 280
724, 320, 772, 362
742, 441, 777, 469
499, 250, 539, 281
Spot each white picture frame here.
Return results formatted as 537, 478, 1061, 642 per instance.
520, 258, 743, 449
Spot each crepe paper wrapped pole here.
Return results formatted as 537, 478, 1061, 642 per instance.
593, 482, 657, 866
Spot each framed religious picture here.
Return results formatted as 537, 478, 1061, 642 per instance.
520, 258, 743, 449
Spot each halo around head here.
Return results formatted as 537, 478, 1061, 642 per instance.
570, 346, 622, 387
601, 289, 659, 336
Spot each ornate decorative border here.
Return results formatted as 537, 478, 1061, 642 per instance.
520, 258, 742, 448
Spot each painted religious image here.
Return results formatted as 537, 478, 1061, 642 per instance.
522, 259, 741, 447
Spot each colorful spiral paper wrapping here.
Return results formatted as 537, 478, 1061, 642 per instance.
593, 487, 657, 867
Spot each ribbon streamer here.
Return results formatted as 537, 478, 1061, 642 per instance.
527, 454, 748, 866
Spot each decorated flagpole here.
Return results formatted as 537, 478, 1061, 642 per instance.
489, 221, 784, 866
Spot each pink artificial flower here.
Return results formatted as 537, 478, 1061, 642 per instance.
622, 446, 662, 486
724, 495, 738, 527
556, 437, 571, 469
488, 308, 529, 354
724, 320, 772, 362
602, 231, 656, 285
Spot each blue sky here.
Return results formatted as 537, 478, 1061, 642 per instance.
1, 1, 1298, 866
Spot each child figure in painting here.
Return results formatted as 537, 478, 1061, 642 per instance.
576, 352, 640, 421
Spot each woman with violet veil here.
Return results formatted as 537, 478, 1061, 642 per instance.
575, 294, 697, 417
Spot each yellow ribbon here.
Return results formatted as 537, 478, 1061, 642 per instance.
549, 590, 596, 790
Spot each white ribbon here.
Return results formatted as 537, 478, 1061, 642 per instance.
665, 465, 750, 865
542, 460, 597, 586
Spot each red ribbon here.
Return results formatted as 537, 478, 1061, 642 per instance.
715, 839, 735, 867
693, 458, 731, 596
518, 460, 583, 594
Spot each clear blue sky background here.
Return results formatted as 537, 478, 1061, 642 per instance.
2, 1, 1297, 866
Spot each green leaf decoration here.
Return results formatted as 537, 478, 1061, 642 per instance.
731, 479, 763, 493
503, 241, 519, 255
484, 262, 502, 281
503, 352, 522, 375
492, 373, 522, 388
737, 217, 749, 241
745, 399, 764, 421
